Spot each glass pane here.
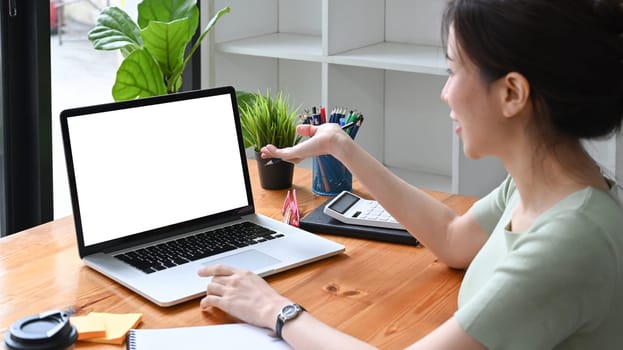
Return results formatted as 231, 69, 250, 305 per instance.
51, 0, 119, 219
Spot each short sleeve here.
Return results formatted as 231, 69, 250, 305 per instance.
455, 213, 616, 349
469, 175, 514, 235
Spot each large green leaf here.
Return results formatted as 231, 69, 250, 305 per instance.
88, 6, 143, 51
137, 0, 198, 39
112, 48, 167, 101
141, 17, 193, 77
169, 6, 230, 88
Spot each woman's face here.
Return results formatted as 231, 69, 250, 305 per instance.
440, 28, 506, 160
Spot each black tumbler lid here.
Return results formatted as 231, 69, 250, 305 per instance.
4, 310, 77, 350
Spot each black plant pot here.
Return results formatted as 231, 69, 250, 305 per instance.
255, 152, 294, 190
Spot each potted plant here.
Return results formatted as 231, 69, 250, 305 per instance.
87, 0, 230, 101
237, 90, 303, 190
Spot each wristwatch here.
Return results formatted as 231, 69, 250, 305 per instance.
275, 303, 305, 339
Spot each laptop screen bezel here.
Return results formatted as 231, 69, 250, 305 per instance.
60, 86, 256, 258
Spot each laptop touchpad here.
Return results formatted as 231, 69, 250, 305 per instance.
201, 249, 280, 271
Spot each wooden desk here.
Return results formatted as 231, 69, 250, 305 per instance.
0, 161, 477, 349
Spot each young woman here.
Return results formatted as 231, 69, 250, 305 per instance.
198, 0, 623, 348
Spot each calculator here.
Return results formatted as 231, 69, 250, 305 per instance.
323, 191, 404, 230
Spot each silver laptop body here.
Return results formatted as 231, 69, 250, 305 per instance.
60, 86, 344, 307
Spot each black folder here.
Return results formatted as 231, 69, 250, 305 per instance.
300, 199, 419, 246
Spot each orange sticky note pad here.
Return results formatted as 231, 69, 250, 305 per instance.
70, 315, 106, 340
72, 312, 143, 345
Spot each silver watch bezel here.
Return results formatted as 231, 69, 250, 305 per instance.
279, 304, 302, 321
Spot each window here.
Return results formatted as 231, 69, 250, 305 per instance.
0, 0, 53, 236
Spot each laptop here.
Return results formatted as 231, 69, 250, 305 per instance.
60, 86, 345, 307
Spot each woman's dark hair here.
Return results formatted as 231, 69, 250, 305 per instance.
442, 0, 623, 139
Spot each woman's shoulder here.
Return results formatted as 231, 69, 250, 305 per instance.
528, 186, 623, 258
544, 185, 623, 228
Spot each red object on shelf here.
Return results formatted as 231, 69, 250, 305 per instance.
50, 1, 59, 30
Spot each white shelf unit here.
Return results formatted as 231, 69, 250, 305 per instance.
201, 0, 507, 197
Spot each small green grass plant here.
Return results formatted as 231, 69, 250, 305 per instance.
238, 90, 303, 151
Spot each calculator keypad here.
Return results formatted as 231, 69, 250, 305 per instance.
357, 202, 398, 223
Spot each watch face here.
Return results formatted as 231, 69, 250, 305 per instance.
282, 305, 298, 318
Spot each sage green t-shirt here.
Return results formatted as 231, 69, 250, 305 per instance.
455, 176, 623, 349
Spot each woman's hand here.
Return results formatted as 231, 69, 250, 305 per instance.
198, 264, 291, 331
261, 123, 351, 164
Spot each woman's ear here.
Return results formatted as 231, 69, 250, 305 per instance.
499, 72, 530, 118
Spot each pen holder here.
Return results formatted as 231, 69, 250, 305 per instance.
312, 155, 352, 196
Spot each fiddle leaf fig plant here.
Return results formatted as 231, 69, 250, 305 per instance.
88, 0, 230, 101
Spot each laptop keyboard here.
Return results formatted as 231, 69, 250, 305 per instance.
114, 222, 285, 274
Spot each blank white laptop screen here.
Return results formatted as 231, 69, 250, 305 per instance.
66, 93, 248, 247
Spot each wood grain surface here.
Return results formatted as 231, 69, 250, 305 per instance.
0, 161, 477, 349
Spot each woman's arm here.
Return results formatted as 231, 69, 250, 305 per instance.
198, 265, 486, 350
198, 265, 376, 349
281, 312, 377, 350
281, 309, 486, 350
406, 318, 486, 350
262, 124, 488, 268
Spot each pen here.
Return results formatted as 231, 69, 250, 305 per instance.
342, 113, 363, 134
341, 121, 356, 130
349, 115, 364, 139
311, 107, 321, 125
345, 111, 357, 125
